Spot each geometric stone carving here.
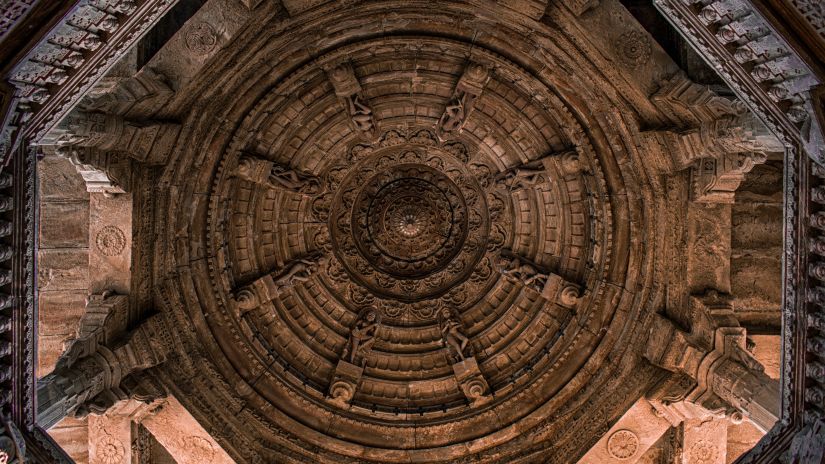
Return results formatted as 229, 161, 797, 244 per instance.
436, 63, 491, 140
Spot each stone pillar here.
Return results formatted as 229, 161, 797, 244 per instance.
644, 316, 780, 432
37, 308, 170, 429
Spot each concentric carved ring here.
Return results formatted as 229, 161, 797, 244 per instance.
330, 146, 488, 302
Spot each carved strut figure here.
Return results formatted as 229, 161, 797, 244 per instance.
496, 254, 547, 291
272, 255, 326, 291
269, 165, 321, 194
499, 165, 548, 190
342, 310, 379, 366
440, 309, 469, 361
439, 96, 468, 133
347, 95, 374, 132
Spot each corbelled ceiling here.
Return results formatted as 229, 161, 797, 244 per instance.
148, 2, 672, 461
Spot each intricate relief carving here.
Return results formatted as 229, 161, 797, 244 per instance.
689, 440, 720, 464
341, 308, 380, 366
95, 433, 126, 464
496, 252, 548, 292
236, 153, 322, 194
437, 63, 491, 139
95, 225, 126, 256
606, 429, 639, 460
439, 308, 470, 362
616, 30, 651, 68
328, 63, 376, 138
329, 139, 489, 303
185, 22, 218, 55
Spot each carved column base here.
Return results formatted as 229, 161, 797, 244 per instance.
452, 357, 491, 407
327, 360, 363, 408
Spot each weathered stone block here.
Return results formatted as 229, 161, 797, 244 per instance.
39, 201, 89, 248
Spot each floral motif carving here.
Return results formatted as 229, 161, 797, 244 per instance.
616, 30, 651, 68
606, 429, 639, 460
95, 225, 126, 256
689, 440, 720, 464
185, 22, 218, 55
95, 434, 125, 464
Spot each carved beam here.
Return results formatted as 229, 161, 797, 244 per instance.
436, 63, 491, 140
327, 62, 377, 139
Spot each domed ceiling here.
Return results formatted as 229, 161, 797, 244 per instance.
150, 1, 672, 462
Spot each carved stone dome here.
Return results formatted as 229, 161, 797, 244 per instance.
153, 3, 669, 462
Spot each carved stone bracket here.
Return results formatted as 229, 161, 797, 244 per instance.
54, 147, 125, 196
436, 63, 491, 140
54, 111, 180, 165
690, 151, 768, 203
452, 357, 491, 407
235, 152, 323, 195
328, 62, 376, 139
327, 360, 363, 408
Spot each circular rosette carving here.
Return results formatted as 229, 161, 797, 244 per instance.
607, 430, 639, 460
330, 145, 489, 303
96, 434, 125, 464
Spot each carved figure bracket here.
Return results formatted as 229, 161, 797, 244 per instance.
328, 63, 377, 139
235, 152, 323, 195
437, 63, 491, 140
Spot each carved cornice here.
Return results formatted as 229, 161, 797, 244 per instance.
653, 0, 823, 164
